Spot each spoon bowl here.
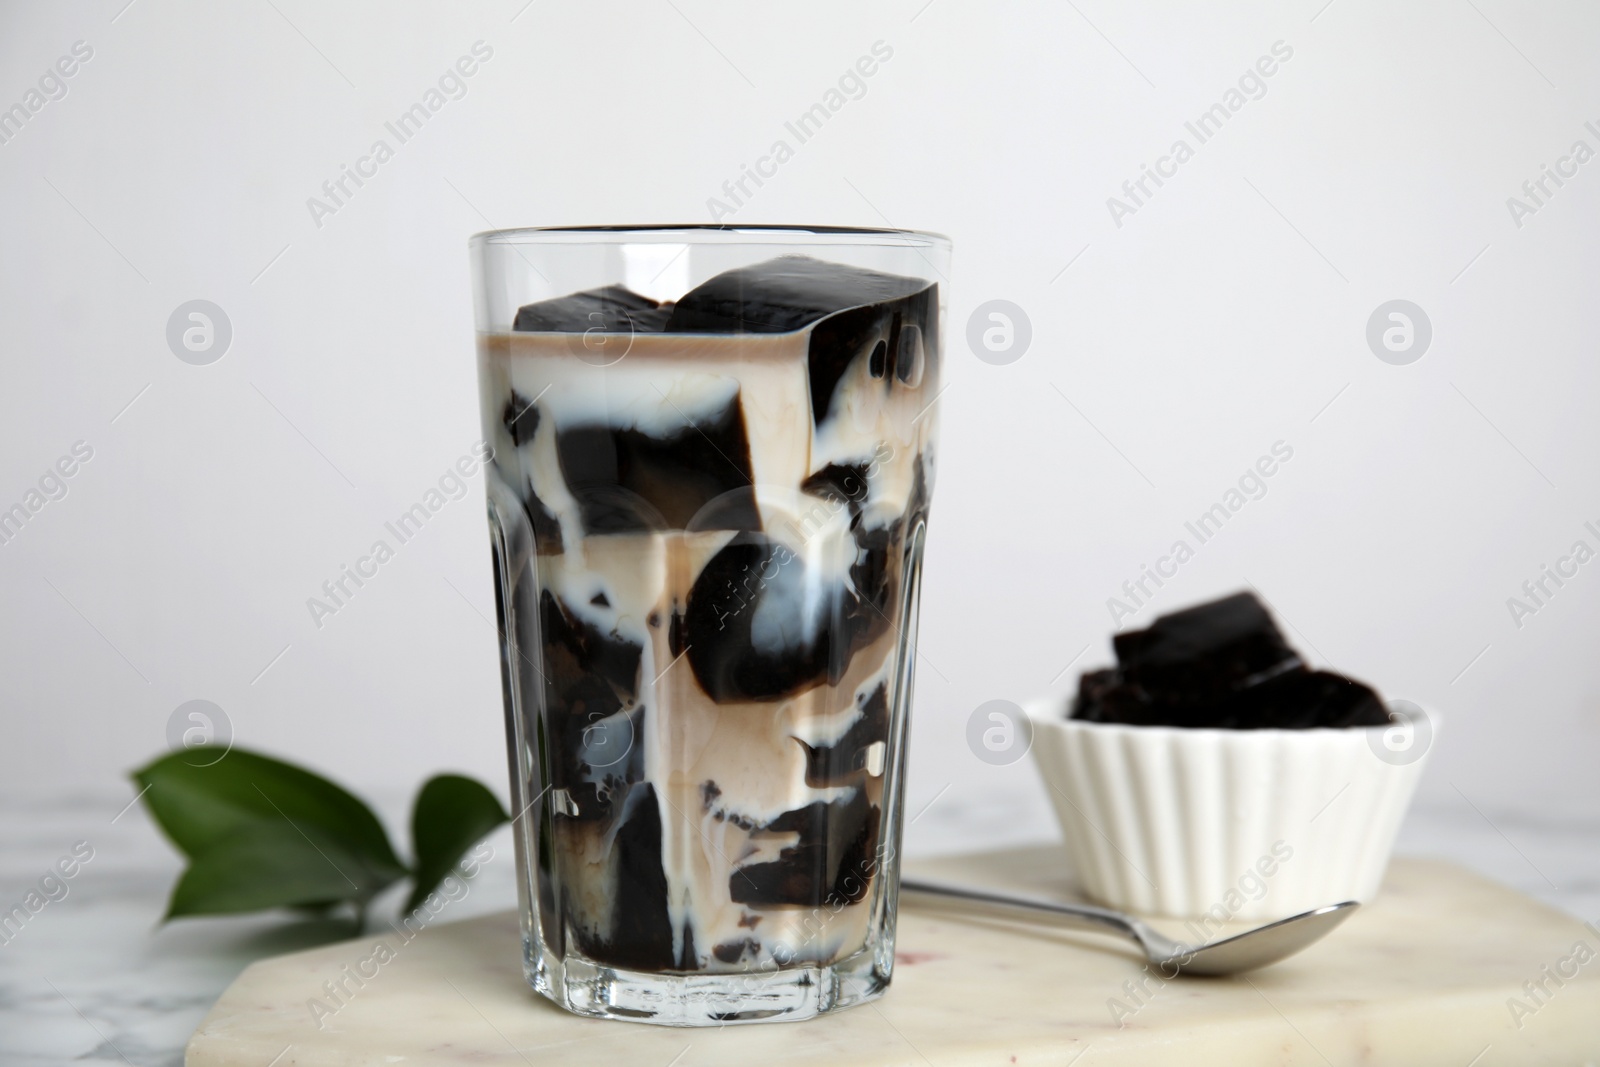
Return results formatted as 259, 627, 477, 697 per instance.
900, 877, 1359, 977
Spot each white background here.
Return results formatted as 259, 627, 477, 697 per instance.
1, 0, 1596, 858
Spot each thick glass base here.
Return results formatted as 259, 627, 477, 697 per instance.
526, 938, 891, 1026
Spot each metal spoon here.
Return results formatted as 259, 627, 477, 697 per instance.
899, 878, 1359, 976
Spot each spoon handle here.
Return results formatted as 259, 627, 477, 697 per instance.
898, 877, 1143, 944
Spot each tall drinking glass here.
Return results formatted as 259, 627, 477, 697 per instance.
469, 226, 948, 1025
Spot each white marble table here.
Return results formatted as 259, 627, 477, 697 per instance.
2, 785, 1595, 1066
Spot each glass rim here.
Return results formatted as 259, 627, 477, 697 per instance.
469, 223, 951, 250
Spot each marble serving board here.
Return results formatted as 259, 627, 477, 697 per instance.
186, 847, 1600, 1066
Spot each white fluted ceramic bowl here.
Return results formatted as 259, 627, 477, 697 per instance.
1026, 698, 1435, 921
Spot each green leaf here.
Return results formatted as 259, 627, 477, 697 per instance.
406, 774, 508, 914
133, 748, 405, 874
164, 823, 382, 919
133, 748, 408, 919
